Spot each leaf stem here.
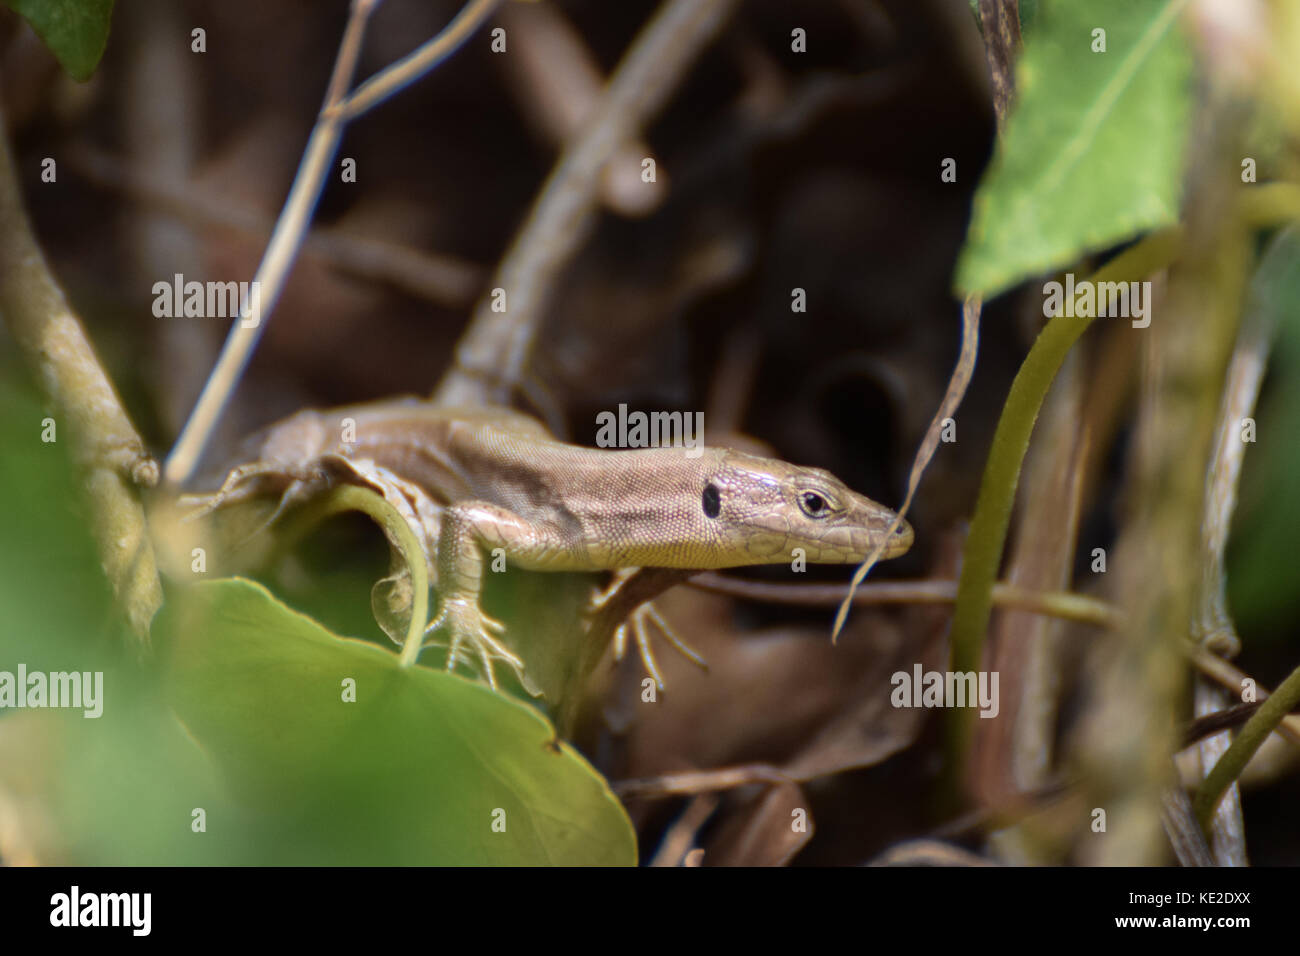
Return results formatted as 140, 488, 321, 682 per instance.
1193, 661, 1300, 827
945, 227, 1183, 770
273, 483, 432, 667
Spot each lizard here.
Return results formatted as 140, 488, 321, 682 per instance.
189, 398, 914, 691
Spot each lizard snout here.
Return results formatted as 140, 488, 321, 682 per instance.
855, 505, 913, 560
886, 517, 914, 557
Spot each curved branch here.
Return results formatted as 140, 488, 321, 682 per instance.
0, 111, 163, 649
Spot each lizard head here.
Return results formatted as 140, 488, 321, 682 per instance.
704, 451, 913, 566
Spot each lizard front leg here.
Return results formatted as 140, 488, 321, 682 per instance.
587, 568, 706, 688
426, 500, 572, 689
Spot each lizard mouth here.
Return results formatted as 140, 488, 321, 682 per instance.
857, 510, 913, 560
885, 517, 914, 557
812, 511, 913, 563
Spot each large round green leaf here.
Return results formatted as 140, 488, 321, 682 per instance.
157, 578, 636, 865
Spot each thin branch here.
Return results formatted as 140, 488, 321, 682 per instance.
1186, 643, 1300, 748
0, 107, 162, 649
1160, 780, 1216, 867
495, 1, 665, 216
615, 764, 793, 799
868, 841, 997, 867
1195, 231, 1286, 655
1180, 700, 1300, 749
647, 794, 720, 867
434, 0, 741, 406
70, 147, 484, 308
976, 0, 1022, 130
163, 0, 385, 488
329, 0, 504, 122
1187, 232, 1288, 865
690, 573, 1121, 629
1195, 661, 1300, 827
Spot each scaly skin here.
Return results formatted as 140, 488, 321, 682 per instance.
196, 399, 914, 687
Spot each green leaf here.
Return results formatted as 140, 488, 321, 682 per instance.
14, 696, 247, 865
1019, 0, 1040, 35
955, 0, 1192, 297
157, 578, 637, 865
0, 374, 236, 864
0, 377, 630, 865
4, 0, 114, 81
0, 375, 113, 675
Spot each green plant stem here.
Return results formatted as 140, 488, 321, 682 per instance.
1239, 182, 1300, 227
945, 226, 1184, 775
1193, 662, 1300, 827
274, 483, 432, 667
941, 183, 1300, 793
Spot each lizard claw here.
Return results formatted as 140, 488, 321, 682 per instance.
425, 597, 524, 690
613, 601, 708, 691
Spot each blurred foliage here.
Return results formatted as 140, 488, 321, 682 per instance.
4, 0, 1300, 866
2, 0, 113, 81
0, 374, 634, 864
1228, 231, 1300, 640
0, 372, 225, 864
956, 0, 1191, 296
0, 371, 114, 676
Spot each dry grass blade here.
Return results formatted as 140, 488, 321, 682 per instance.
833, 294, 981, 640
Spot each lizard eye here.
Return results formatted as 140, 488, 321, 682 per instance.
799, 491, 830, 518
702, 483, 721, 518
